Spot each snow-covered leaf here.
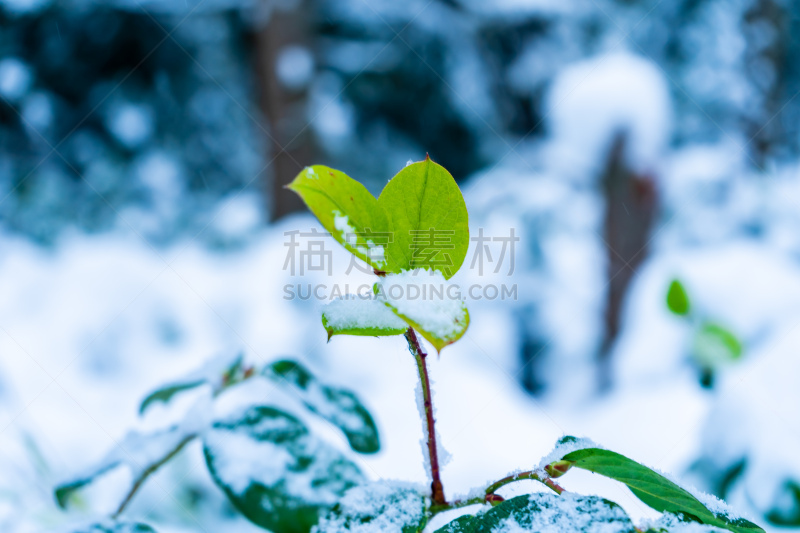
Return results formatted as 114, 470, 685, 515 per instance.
204, 405, 364, 533
314, 482, 426, 533
264, 359, 381, 454
376, 270, 469, 352
139, 352, 244, 414
322, 295, 408, 339
55, 425, 198, 509
560, 448, 764, 533
435, 492, 635, 532
692, 322, 743, 369
377, 157, 469, 278
287, 165, 391, 272
667, 279, 691, 316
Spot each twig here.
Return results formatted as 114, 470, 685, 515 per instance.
113, 433, 197, 518
405, 328, 447, 506
484, 470, 565, 496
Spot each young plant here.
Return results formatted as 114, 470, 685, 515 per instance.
666, 279, 743, 387
53, 159, 763, 532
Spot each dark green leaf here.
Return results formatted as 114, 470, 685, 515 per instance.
561, 448, 764, 533
435, 493, 635, 532
287, 166, 392, 272
765, 480, 800, 526
317, 482, 427, 532
204, 405, 364, 533
377, 157, 469, 278
264, 360, 381, 454
666, 280, 691, 316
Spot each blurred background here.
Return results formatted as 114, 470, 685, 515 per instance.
2, 0, 800, 531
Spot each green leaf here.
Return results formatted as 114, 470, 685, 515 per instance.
139, 381, 206, 415
287, 165, 392, 271
139, 352, 244, 415
377, 157, 469, 278
435, 493, 635, 532
264, 360, 381, 454
317, 482, 427, 532
322, 295, 408, 339
666, 279, 691, 316
204, 405, 364, 533
693, 322, 743, 369
375, 271, 469, 352
560, 448, 764, 533
68, 523, 157, 533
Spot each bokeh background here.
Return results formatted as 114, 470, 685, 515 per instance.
2, 0, 800, 531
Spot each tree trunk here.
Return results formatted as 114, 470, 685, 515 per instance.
599, 134, 657, 390
253, 1, 316, 221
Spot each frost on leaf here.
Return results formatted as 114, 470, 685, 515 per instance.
435, 492, 635, 533
203, 404, 364, 533
322, 295, 408, 339
264, 359, 381, 454
376, 269, 469, 352
314, 482, 426, 533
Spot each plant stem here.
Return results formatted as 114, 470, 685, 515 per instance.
405, 327, 447, 506
484, 470, 565, 496
113, 433, 197, 518
429, 496, 485, 516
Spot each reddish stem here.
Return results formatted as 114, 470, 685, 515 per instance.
405, 328, 447, 506
484, 470, 565, 496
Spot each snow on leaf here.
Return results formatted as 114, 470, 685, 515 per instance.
263, 359, 381, 454
322, 295, 408, 339
287, 165, 391, 272
435, 492, 635, 533
55, 423, 199, 509
376, 269, 469, 352
203, 403, 364, 533
313, 481, 427, 533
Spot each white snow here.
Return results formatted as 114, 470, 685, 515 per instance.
0, 58, 32, 102
107, 103, 154, 149
313, 481, 425, 533
333, 212, 387, 267
545, 52, 671, 180
276, 45, 315, 91
536, 437, 599, 472
376, 269, 468, 342
323, 295, 407, 333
